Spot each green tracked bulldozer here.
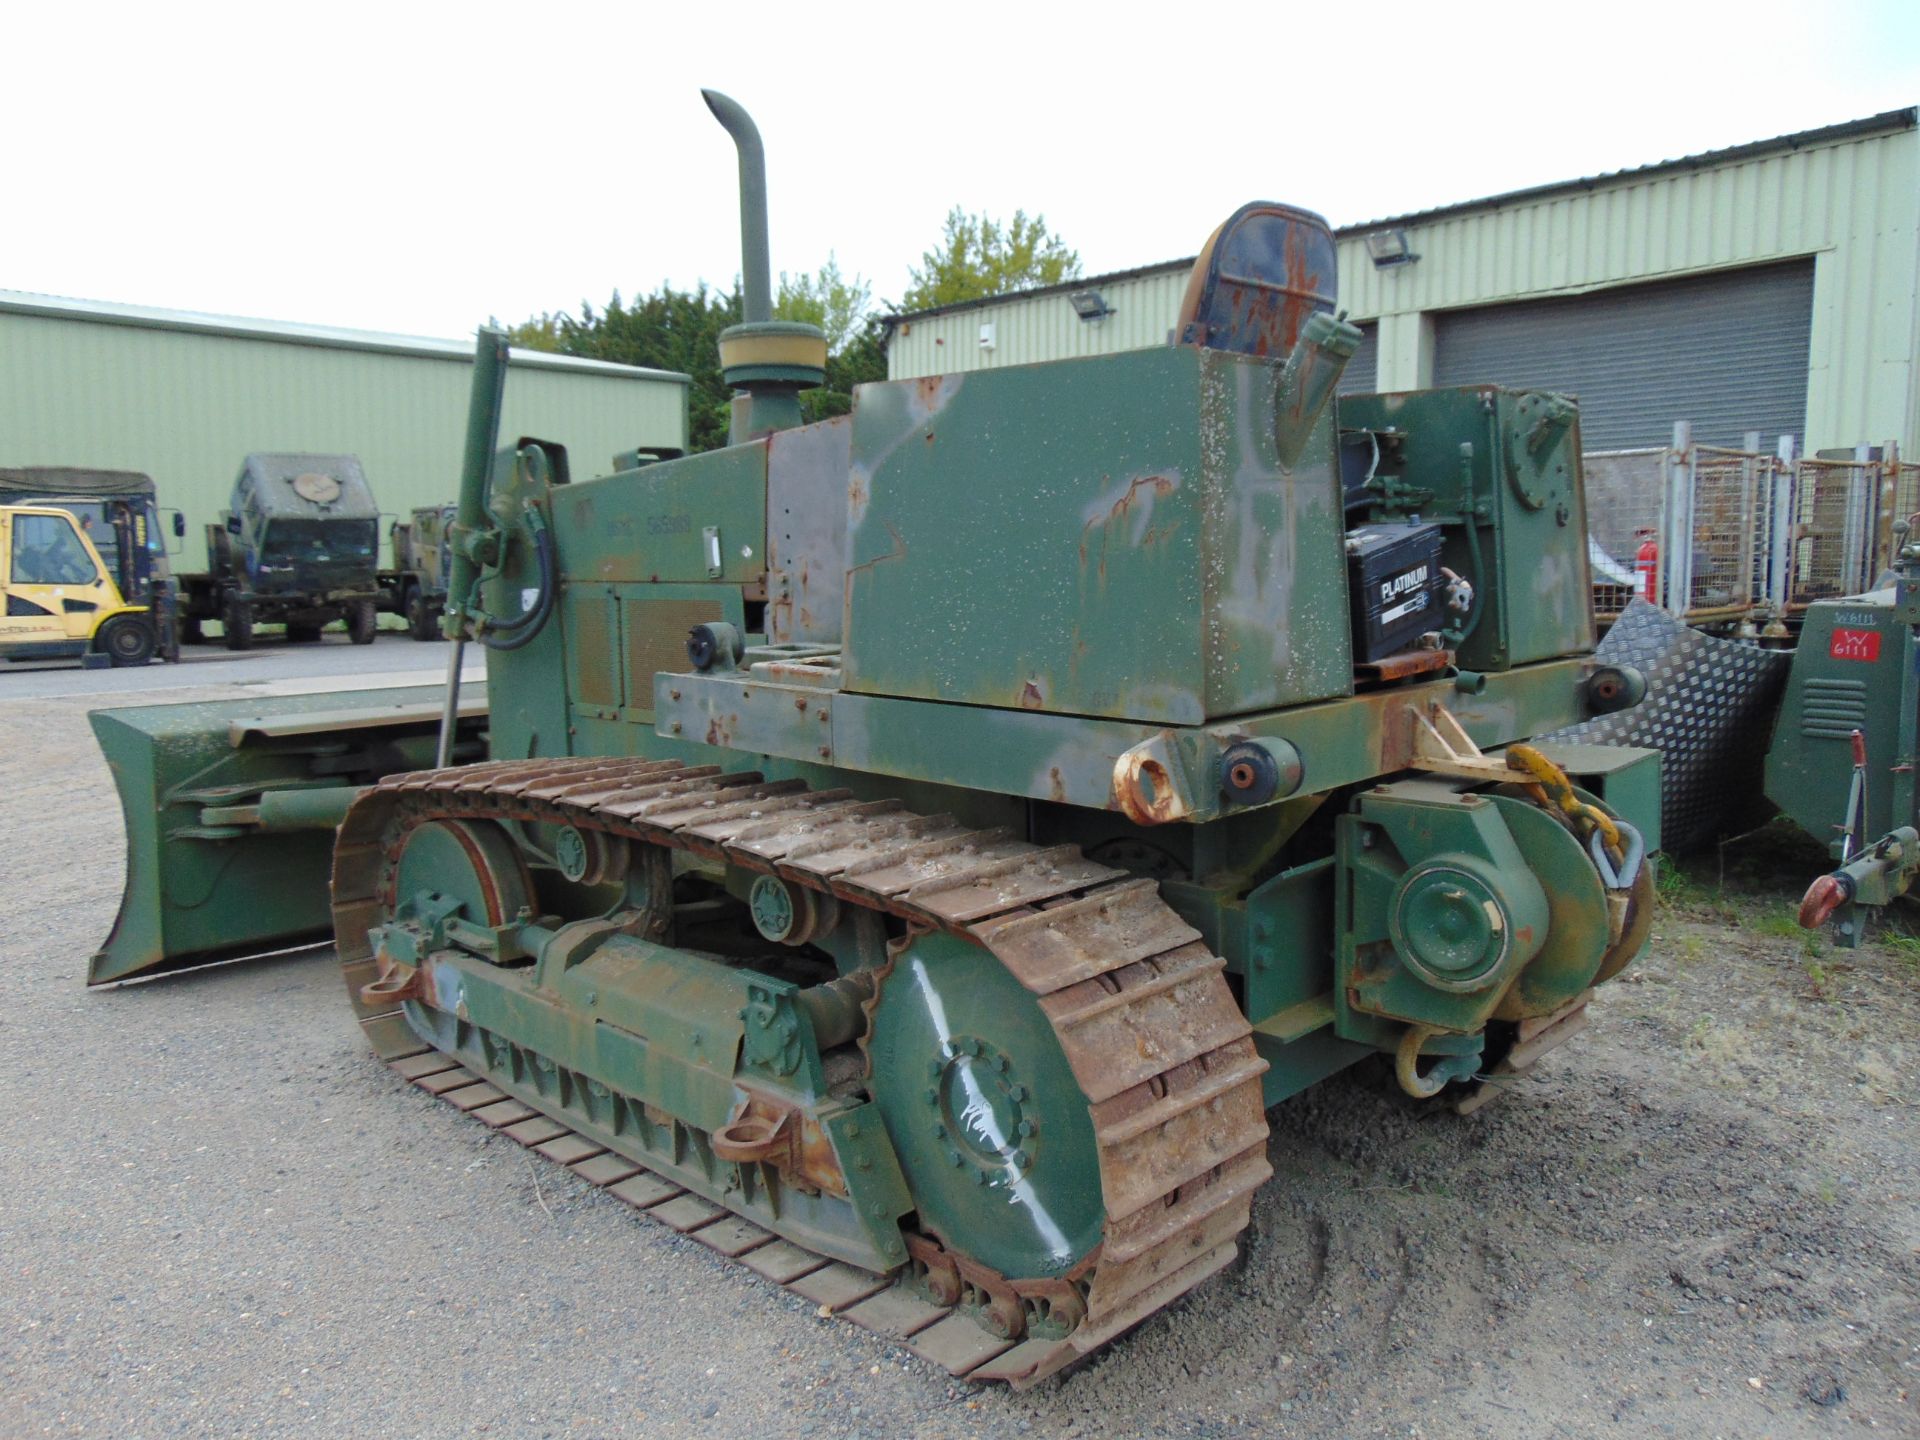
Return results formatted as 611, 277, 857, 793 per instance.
89, 91, 1659, 1384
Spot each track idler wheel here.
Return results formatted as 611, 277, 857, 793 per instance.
866, 930, 1105, 1313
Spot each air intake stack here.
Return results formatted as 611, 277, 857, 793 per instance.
703, 89, 827, 443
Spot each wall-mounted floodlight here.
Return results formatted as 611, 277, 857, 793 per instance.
1067, 289, 1112, 321
1365, 228, 1419, 268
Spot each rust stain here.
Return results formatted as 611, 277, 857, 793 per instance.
844, 520, 909, 583
1080, 472, 1180, 583
1048, 767, 1067, 803
713, 1087, 848, 1198
1379, 702, 1416, 772
1105, 473, 1176, 521
1112, 749, 1187, 826
1019, 681, 1045, 709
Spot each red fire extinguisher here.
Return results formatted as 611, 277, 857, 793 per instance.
1634, 532, 1659, 604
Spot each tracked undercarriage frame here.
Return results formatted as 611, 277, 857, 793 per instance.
335, 756, 1274, 1386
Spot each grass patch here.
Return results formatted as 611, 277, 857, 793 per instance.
1657, 864, 1707, 910
1804, 958, 1836, 1000
1882, 932, 1920, 972
1752, 906, 1804, 940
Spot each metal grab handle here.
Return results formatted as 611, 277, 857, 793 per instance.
1589, 820, 1645, 891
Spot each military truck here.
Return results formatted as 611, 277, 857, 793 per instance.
179, 453, 383, 648
0, 467, 182, 661
386, 503, 456, 640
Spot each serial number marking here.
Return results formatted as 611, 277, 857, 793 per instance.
1829, 627, 1882, 662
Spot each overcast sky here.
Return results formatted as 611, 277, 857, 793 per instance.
7, 1, 1917, 342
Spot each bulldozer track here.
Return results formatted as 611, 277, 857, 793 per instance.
333, 756, 1272, 1387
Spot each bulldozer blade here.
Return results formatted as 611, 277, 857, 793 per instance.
88, 684, 487, 985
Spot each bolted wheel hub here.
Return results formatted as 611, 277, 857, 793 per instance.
553, 825, 591, 882
1390, 864, 1510, 992
867, 930, 1103, 1281
929, 1038, 1036, 1184
748, 872, 834, 946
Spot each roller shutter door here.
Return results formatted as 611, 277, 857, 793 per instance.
1337, 322, 1378, 396
1432, 261, 1813, 450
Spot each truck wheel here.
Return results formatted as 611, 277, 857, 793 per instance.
97, 616, 156, 667
224, 598, 254, 651
405, 584, 439, 641
348, 599, 378, 645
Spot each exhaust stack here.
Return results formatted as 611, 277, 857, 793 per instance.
702, 89, 772, 324
702, 89, 826, 443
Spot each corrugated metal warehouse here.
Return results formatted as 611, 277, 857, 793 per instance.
883, 109, 1920, 456
0, 293, 690, 572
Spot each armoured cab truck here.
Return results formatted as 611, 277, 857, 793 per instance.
89, 92, 1660, 1386
0, 466, 182, 661
386, 502, 457, 640
1, 505, 162, 666
180, 453, 383, 649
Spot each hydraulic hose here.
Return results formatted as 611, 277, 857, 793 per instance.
475, 518, 556, 652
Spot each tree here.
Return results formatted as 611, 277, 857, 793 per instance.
510, 284, 741, 452
774, 254, 871, 356
900, 207, 1080, 312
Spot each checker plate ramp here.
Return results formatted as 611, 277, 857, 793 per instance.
1545, 597, 1791, 851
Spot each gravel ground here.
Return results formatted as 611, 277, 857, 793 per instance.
2, 679, 1915, 1438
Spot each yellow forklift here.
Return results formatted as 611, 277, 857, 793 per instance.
1, 505, 159, 666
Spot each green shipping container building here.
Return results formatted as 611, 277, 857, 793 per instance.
0, 291, 689, 572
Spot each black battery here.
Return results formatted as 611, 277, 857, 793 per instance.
1345, 522, 1444, 662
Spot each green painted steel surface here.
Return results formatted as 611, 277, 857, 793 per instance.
1336, 781, 1618, 1043
552, 446, 767, 587
656, 655, 1600, 823
88, 684, 478, 984
1339, 387, 1595, 673
865, 930, 1104, 1279
1765, 591, 1915, 850
398, 966, 906, 1270
1339, 782, 1550, 1037
840, 347, 1351, 724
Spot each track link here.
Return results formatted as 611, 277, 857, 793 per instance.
334, 756, 1272, 1386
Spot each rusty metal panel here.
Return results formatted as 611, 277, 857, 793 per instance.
564, 589, 620, 710
653, 671, 836, 760
841, 346, 1349, 725
623, 594, 725, 718
766, 415, 852, 645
